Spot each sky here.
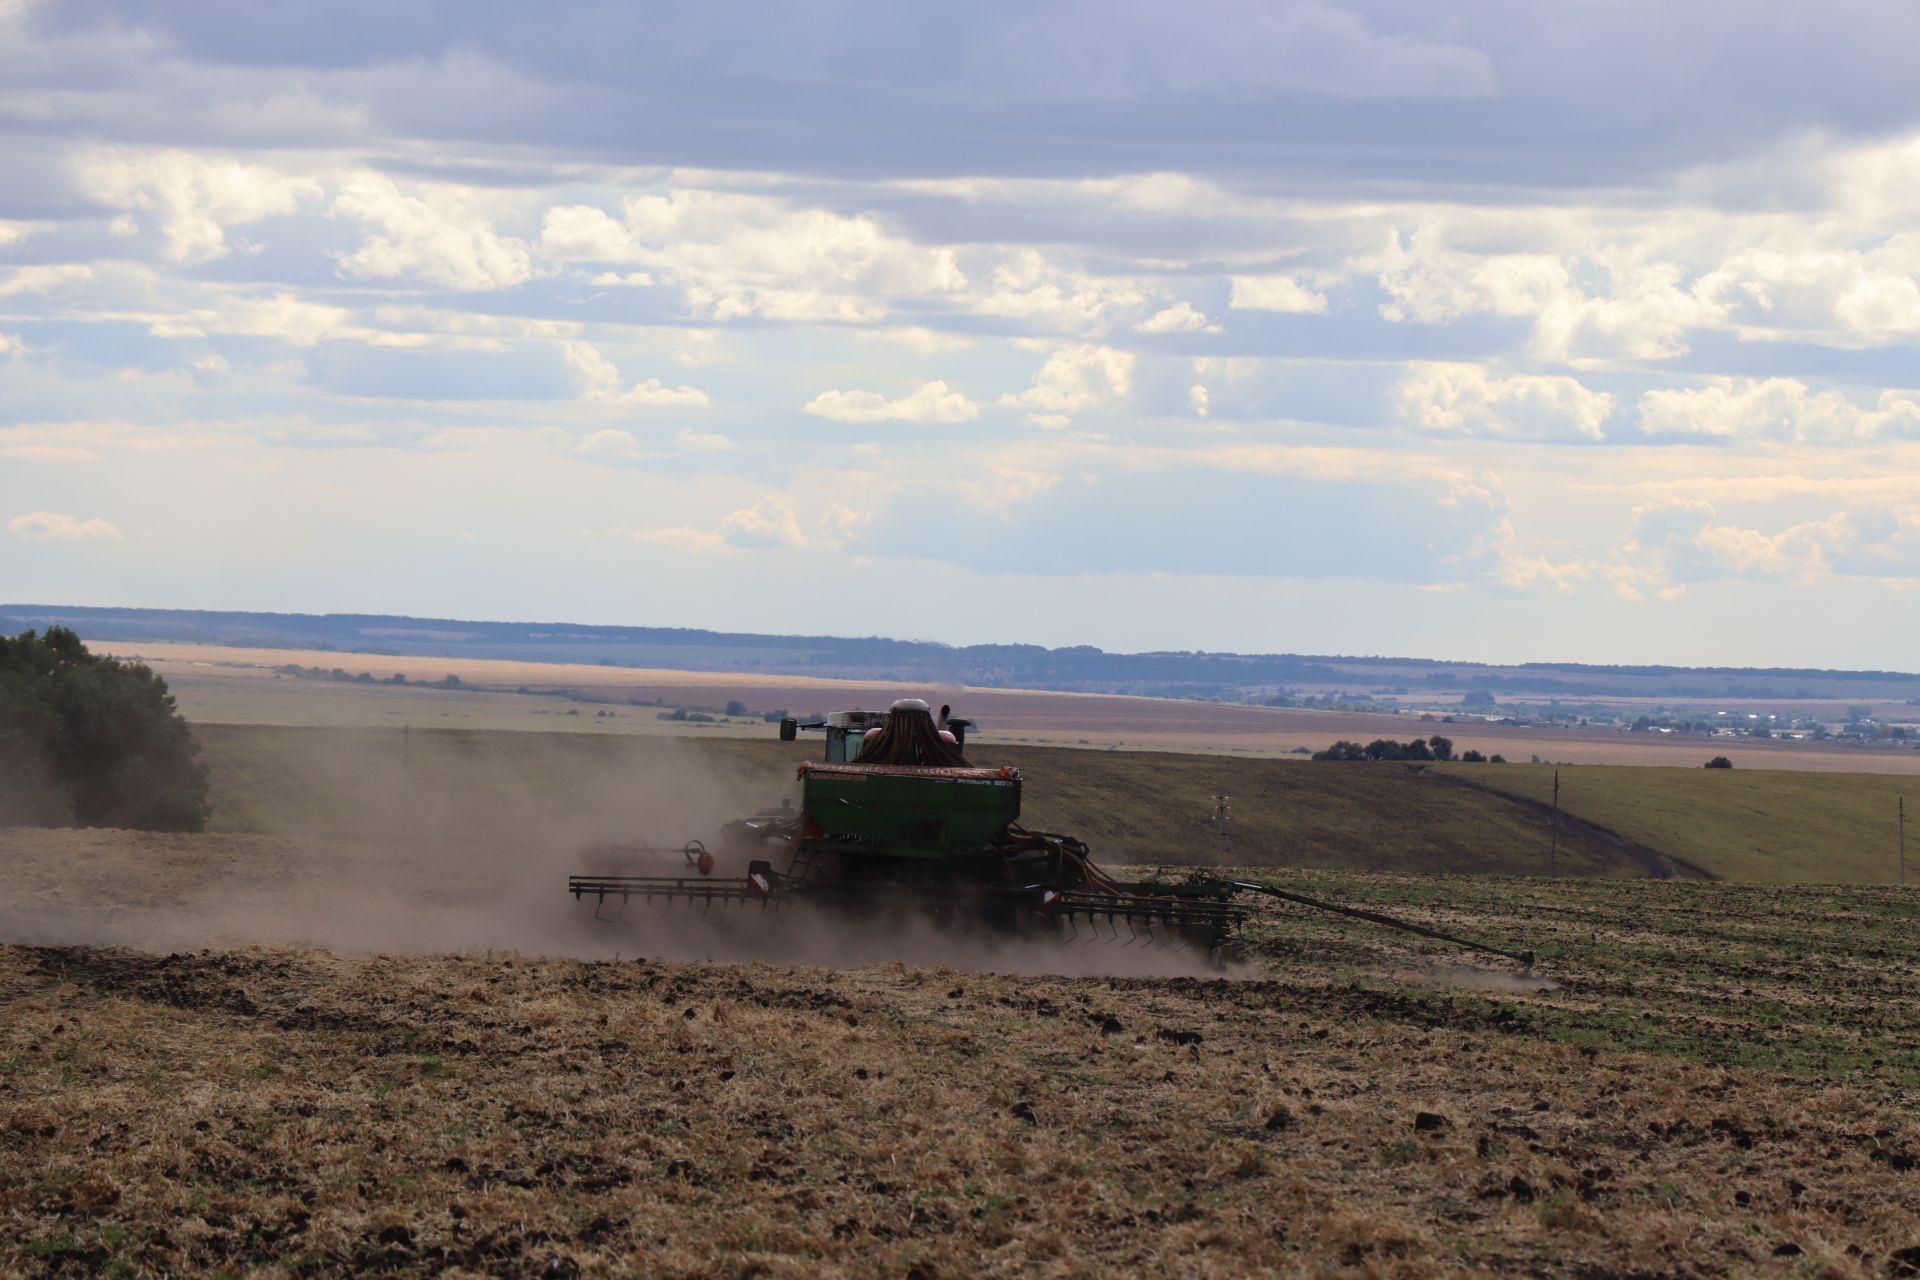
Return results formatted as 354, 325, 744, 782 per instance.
2, 1, 1918, 669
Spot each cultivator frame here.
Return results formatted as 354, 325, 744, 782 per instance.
568, 864, 1254, 950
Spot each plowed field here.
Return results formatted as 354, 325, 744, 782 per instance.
2, 824, 1917, 1278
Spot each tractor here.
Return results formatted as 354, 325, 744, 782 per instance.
569, 699, 1533, 966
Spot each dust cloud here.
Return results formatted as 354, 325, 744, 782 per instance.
0, 726, 1227, 978
1394, 962, 1560, 993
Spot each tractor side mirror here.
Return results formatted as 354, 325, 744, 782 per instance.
779, 717, 798, 742
950, 721, 966, 748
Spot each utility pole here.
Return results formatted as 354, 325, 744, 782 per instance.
400, 721, 411, 846
1209, 793, 1237, 865
1901, 795, 1907, 887
1550, 768, 1561, 877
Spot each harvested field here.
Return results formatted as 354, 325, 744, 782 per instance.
111, 641, 1920, 773
1435, 763, 1917, 883
1, 848, 1917, 1277
5, 723, 1919, 1276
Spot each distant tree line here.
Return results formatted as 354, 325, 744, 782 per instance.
0, 628, 211, 831
1312, 735, 1506, 764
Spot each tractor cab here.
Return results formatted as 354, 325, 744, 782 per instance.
780, 707, 974, 762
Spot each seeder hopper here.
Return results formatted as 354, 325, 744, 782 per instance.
569, 699, 1533, 967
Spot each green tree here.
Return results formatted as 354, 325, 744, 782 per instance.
0, 627, 211, 831
1427, 734, 1455, 762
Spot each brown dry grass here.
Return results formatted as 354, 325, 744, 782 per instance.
2, 823, 1919, 1276
0, 924, 1915, 1276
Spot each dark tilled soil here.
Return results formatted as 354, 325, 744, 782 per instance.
3, 861, 1918, 1278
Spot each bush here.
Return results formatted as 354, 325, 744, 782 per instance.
1704, 756, 1734, 769
0, 628, 211, 831
725, 699, 748, 717
1313, 735, 1457, 762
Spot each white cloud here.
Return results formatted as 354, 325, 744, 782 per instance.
7, 511, 122, 541
624, 379, 713, 409
1365, 227, 1570, 325
997, 345, 1134, 424
1688, 235, 1920, 345
1135, 301, 1219, 333
368, 305, 582, 350
148, 291, 362, 346
1529, 259, 1720, 364
1228, 275, 1328, 314
632, 497, 809, 553
1395, 363, 1615, 441
575, 426, 735, 460
951, 466, 1064, 516
1188, 384, 1211, 418
819, 502, 872, 544
964, 248, 1146, 333
632, 526, 727, 553
672, 427, 736, 453
1609, 497, 1920, 598
1359, 226, 1719, 363
541, 190, 964, 323
575, 429, 643, 458
670, 331, 719, 367
81, 151, 320, 263
1638, 378, 1920, 442
563, 341, 710, 407
0, 264, 94, 296
805, 380, 978, 424
858, 326, 974, 354
719, 497, 806, 548
541, 206, 640, 262
1495, 546, 1591, 594
333, 173, 534, 290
